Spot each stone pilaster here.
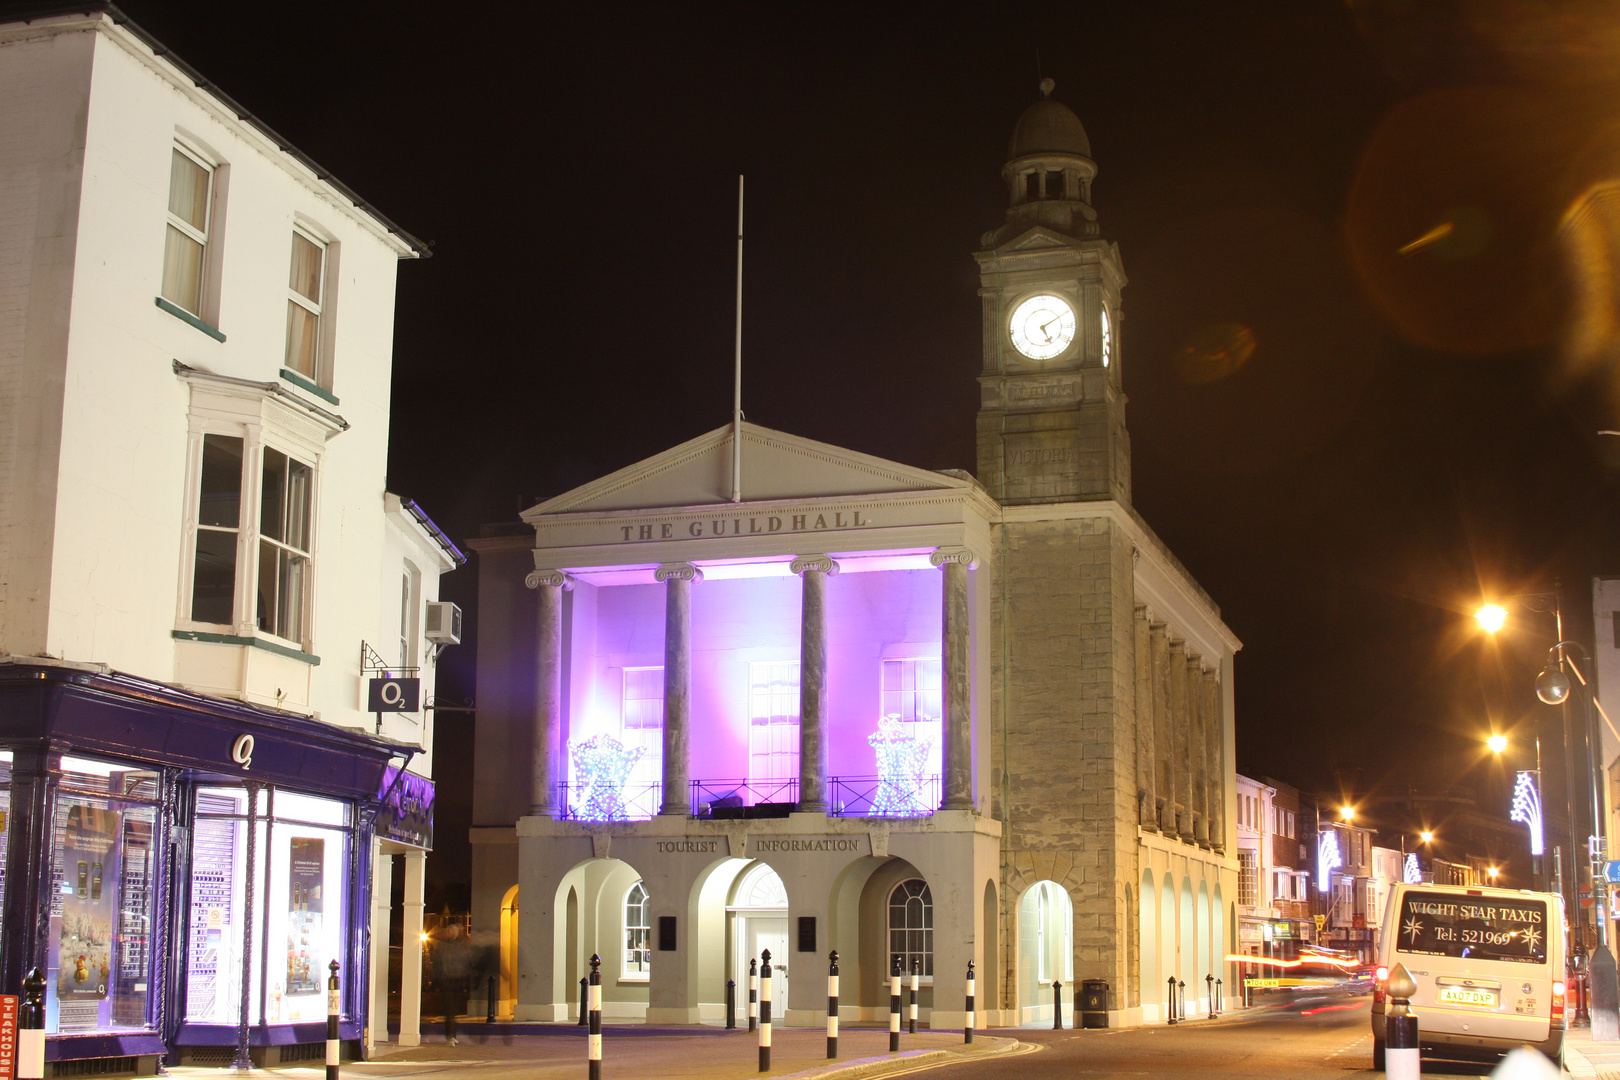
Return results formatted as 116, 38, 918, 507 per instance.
1150, 622, 1171, 831
1133, 606, 1156, 828
932, 547, 977, 811
1204, 669, 1224, 851
524, 568, 572, 817
1168, 638, 1193, 839
655, 562, 702, 816
1188, 652, 1209, 846
791, 555, 839, 812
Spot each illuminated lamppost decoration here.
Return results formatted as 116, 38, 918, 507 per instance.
1510, 770, 1544, 857
868, 715, 934, 816
1403, 852, 1423, 885
569, 733, 645, 821
1318, 829, 1342, 892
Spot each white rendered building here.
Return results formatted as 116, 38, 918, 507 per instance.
0, 5, 459, 1069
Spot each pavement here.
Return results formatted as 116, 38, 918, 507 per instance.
1564, 1025, 1620, 1078
162, 1025, 1023, 1080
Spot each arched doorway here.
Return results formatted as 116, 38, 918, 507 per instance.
1138, 871, 1157, 1021
498, 884, 519, 1018
1018, 880, 1073, 1023
729, 863, 790, 1007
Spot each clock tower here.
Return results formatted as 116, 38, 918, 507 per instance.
975, 80, 1129, 506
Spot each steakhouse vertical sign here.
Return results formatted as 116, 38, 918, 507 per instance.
0, 993, 18, 1080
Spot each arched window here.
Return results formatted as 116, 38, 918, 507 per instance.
624, 882, 651, 976
888, 879, 933, 977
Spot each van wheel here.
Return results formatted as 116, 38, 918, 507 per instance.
1372, 1037, 1386, 1071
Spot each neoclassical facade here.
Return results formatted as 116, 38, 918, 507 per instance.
469, 85, 1237, 1028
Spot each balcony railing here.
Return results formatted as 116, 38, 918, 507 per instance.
691, 778, 799, 818
555, 781, 661, 822
828, 775, 940, 818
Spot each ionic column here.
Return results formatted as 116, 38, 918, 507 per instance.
931, 547, 978, 811
1168, 638, 1193, 839
656, 562, 702, 816
1204, 669, 1225, 851
1188, 652, 1209, 846
525, 568, 573, 817
1150, 622, 1171, 831
791, 555, 839, 812
1134, 606, 1156, 828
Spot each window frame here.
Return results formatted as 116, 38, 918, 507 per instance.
747, 660, 800, 787
623, 881, 651, 980
162, 144, 213, 317
284, 228, 327, 383
177, 420, 322, 652
160, 138, 229, 328
887, 878, 933, 982
880, 656, 943, 782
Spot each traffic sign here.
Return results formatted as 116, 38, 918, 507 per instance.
1604, 861, 1620, 884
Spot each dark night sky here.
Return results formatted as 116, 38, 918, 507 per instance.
89, 1, 1620, 887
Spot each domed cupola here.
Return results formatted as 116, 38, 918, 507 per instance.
987, 78, 1100, 246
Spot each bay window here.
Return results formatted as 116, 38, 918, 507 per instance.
257, 448, 312, 642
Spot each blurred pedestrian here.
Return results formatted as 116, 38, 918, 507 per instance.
434, 922, 473, 1045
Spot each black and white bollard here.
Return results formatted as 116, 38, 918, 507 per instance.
1206, 974, 1215, 1020
909, 959, 920, 1035
325, 960, 341, 1080
827, 950, 839, 1059
19, 967, 44, 1080
889, 955, 902, 1051
1214, 977, 1222, 1017
1166, 976, 1178, 1024
578, 976, 588, 1026
1177, 980, 1186, 1023
487, 975, 497, 1025
1052, 980, 1063, 1030
587, 955, 602, 1080
748, 957, 758, 1033
1385, 963, 1419, 1080
758, 949, 773, 1072
727, 979, 736, 1030
964, 960, 975, 1045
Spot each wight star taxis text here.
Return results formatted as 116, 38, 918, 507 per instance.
617, 510, 872, 542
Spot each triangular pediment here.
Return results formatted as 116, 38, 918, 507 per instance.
525, 422, 971, 517
1002, 226, 1080, 253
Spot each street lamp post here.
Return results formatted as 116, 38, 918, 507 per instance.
1537, 640, 1618, 1041
1488, 733, 1545, 890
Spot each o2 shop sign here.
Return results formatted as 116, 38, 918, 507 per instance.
368, 676, 420, 713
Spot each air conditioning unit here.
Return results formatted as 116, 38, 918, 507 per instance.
425, 601, 462, 645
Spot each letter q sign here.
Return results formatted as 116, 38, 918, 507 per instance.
231, 734, 255, 770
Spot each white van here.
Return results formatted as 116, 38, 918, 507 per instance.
1371, 883, 1566, 1068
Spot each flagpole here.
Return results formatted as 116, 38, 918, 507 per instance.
731, 174, 744, 503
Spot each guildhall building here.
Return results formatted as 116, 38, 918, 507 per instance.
469, 84, 1239, 1029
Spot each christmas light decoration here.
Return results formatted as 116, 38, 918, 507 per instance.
868, 715, 934, 816
1403, 851, 1422, 884
1510, 770, 1544, 856
1317, 829, 1342, 891
569, 733, 645, 821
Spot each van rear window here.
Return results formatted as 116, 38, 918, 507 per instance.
1396, 891, 1548, 965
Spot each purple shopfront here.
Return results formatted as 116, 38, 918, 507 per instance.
0, 662, 419, 1073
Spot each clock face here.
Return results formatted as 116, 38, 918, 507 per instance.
1101, 307, 1112, 367
1008, 294, 1076, 360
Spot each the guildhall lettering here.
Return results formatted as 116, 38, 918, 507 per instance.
619, 510, 871, 543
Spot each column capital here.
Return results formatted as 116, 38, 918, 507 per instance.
654, 562, 704, 583
790, 554, 840, 577
929, 547, 979, 570
525, 568, 573, 591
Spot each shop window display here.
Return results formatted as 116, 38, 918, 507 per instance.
47, 756, 160, 1034
184, 786, 350, 1026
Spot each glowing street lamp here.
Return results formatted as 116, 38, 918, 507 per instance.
1419, 830, 1434, 844
1487, 733, 1508, 754
1339, 805, 1356, 822
1476, 604, 1508, 633
1487, 866, 1500, 882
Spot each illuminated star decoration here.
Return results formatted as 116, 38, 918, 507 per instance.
1510, 771, 1544, 857
1402, 915, 1425, 943
1522, 925, 1543, 952
1317, 830, 1342, 892
569, 733, 645, 821
869, 715, 935, 816
1403, 852, 1423, 885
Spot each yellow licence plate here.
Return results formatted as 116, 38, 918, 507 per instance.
1438, 987, 1499, 1008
